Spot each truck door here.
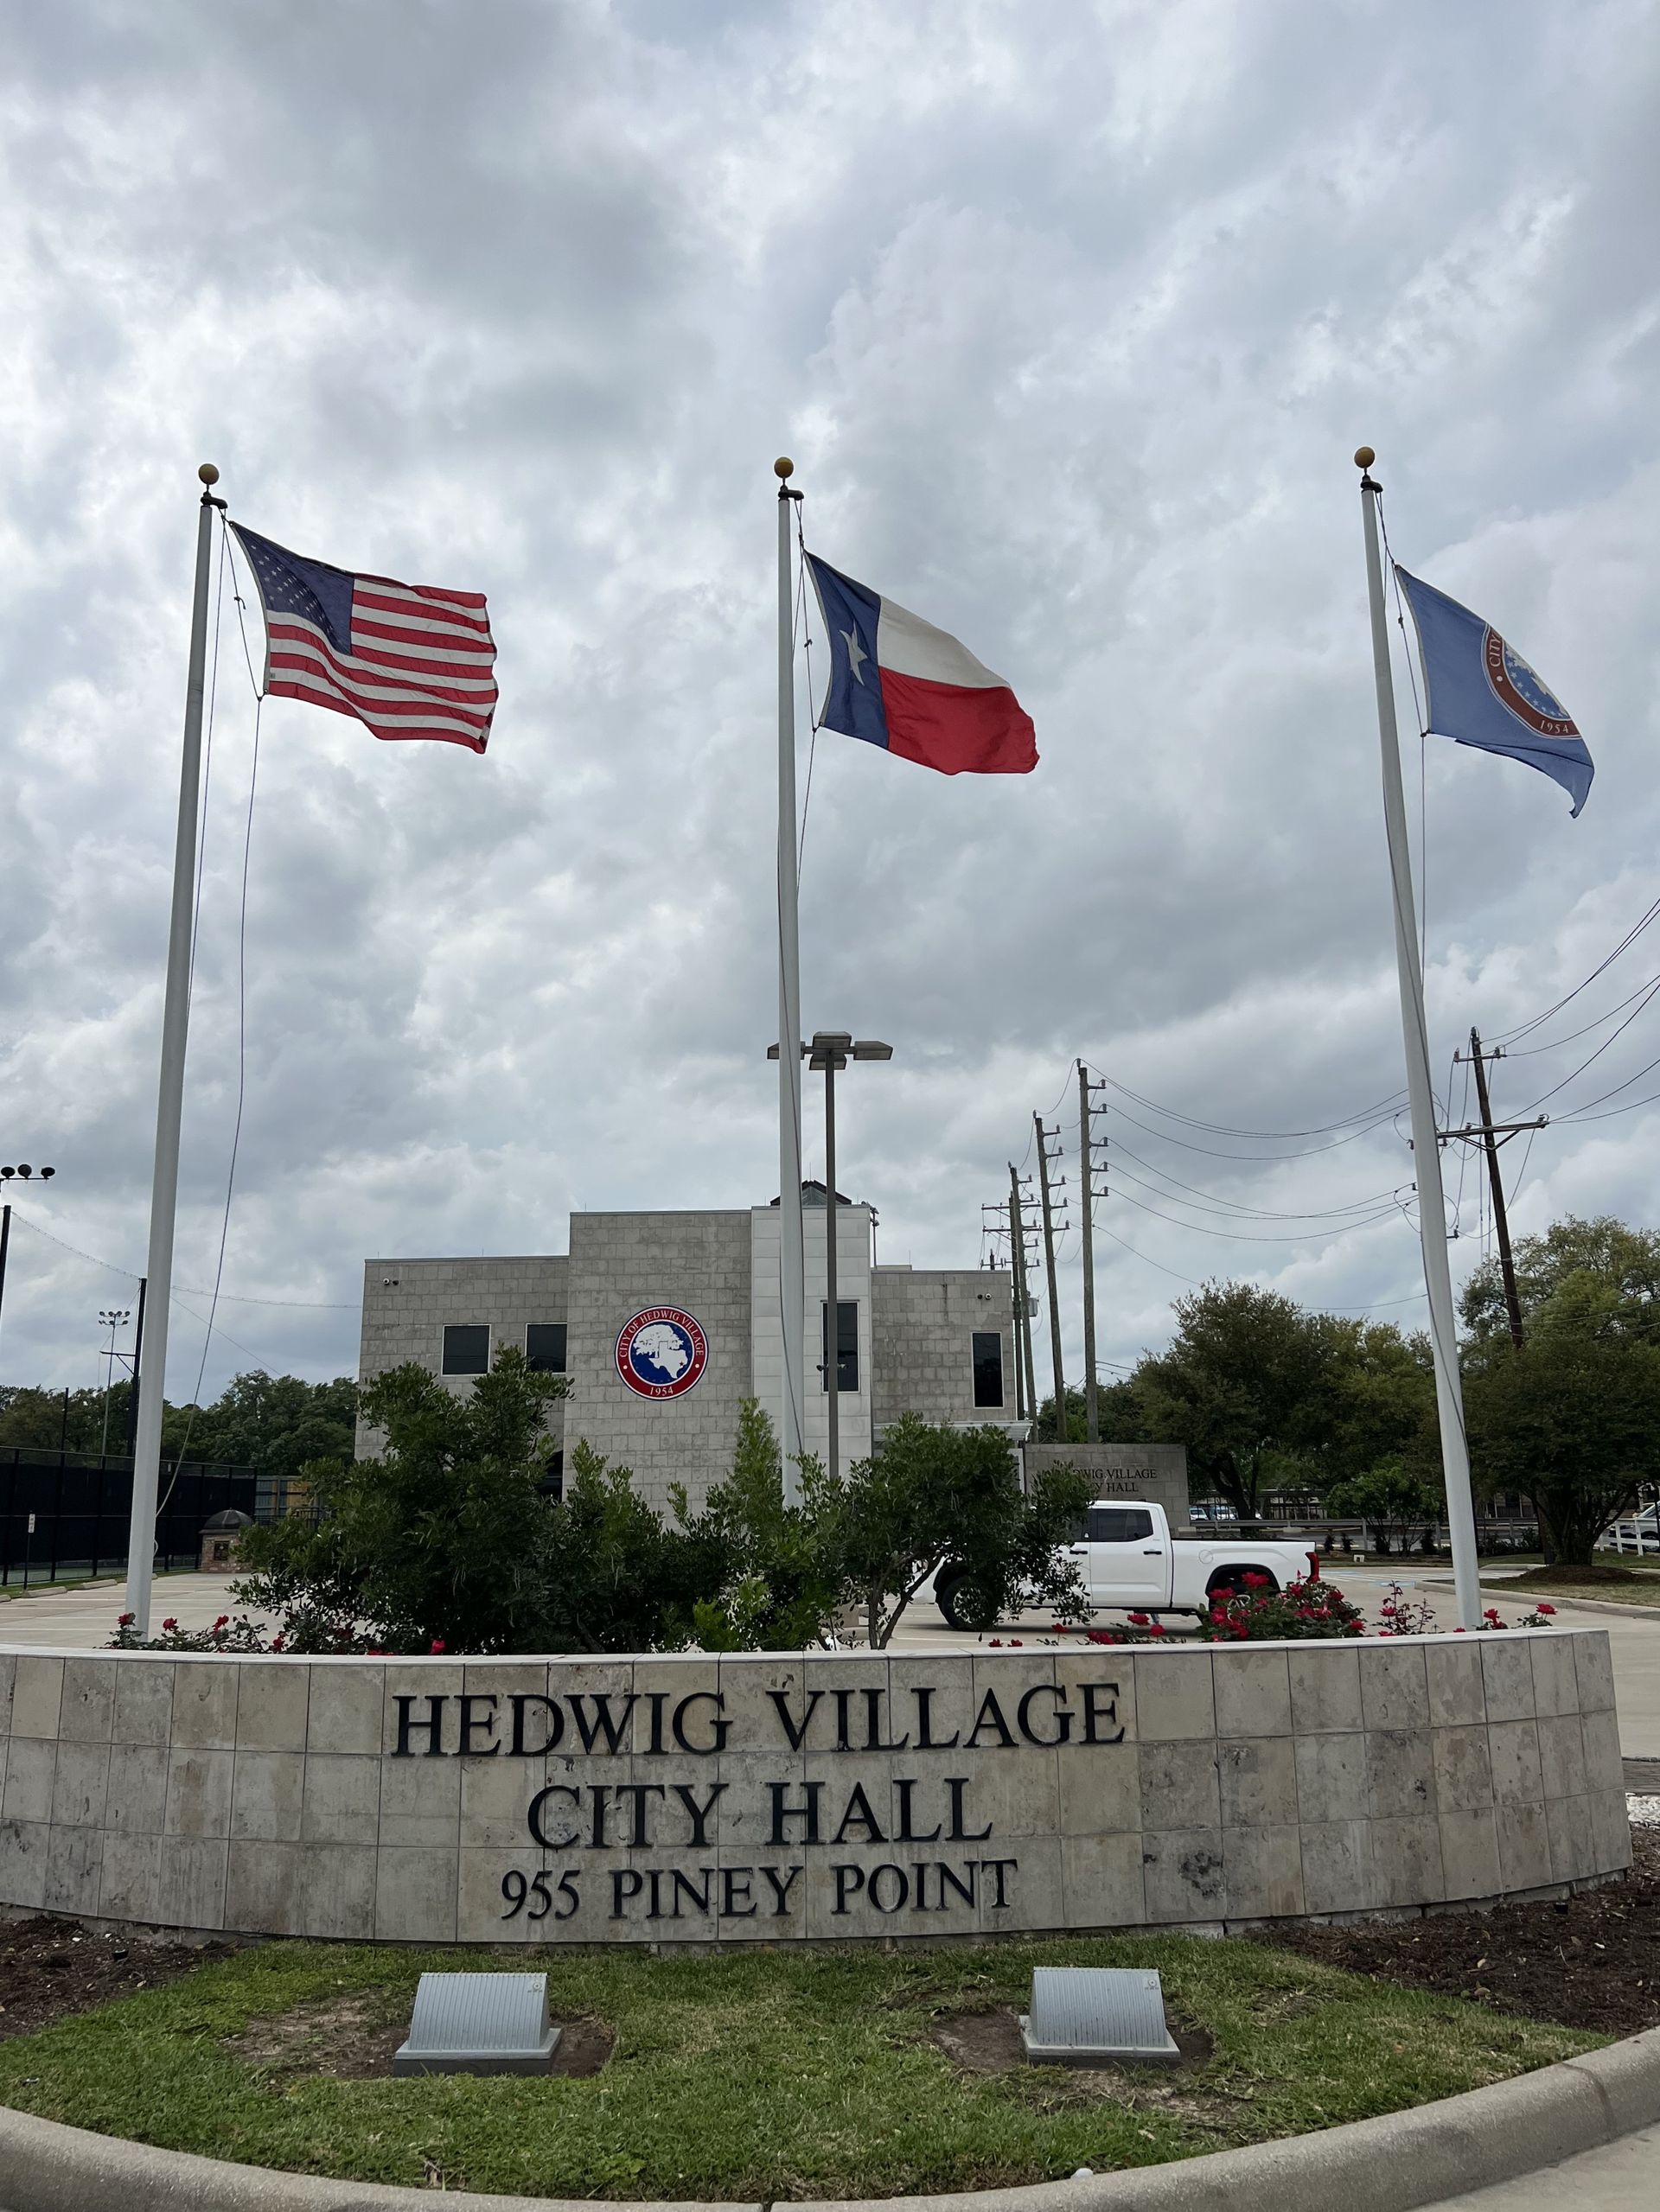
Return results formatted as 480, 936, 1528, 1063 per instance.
1082, 1506, 1166, 1608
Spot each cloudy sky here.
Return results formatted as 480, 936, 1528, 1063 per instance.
2, 0, 1657, 1417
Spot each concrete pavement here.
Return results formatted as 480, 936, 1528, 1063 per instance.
1420, 2121, 1659, 2210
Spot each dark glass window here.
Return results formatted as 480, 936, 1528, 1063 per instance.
820, 1300, 859, 1393
526, 1323, 567, 1373
441, 1323, 490, 1376
540, 1449, 565, 1501
1086, 1507, 1155, 1545
971, 1331, 1004, 1407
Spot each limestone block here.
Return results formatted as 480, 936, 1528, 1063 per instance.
58, 1659, 116, 1743
1536, 1713, 1588, 1800
1133, 1650, 1216, 1741
2, 1738, 57, 1824
226, 1839, 305, 1935
1488, 1718, 1545, 1806
112, 1662, 175, 1745
950, 1744, 1059, 1843
1439, 1807, 1502, 1901
1432, 1725, 1495, 1814
459, 1847, 552, 1945
1573, 1634, 1616, 1715
1061, 1829, 1146, 1927
229, 1750, 306, 1843
1223, 1823, 1304, 1920
0, 1818, 49, 1910
1578, 1705, 1624, 1795
379, 1749, 461, 1848
1529, 1636, 1580, 1719
1587, 1788, 1632, 1875
1139, 1740, 1220, 1832
1371, 1814, 1445, 1906
1218, 1737, 1299, 1828
1058, 1743, 1140, 1834
1286, 1648, 1363, 1735
1547, 1794, 1596, 1884
1425, 1641, 1486, 1728
11, 1656, 64, 1740
300, 1844, 378, 1941
166, 1748, 233, 1839
156, 1836, 228, 1929
1294, 1730, 1369, 1825
302, 1753, 382, 1845
304, 1664, 385, 1755
979, 1831, 1061, 1935
170, 1662, 239, 1750
375, 1844, 458, 1941
1140, 1827, 1225, 1923
43, 1826, 104, 1916
886, 1653, 983, 1758
0, 1652, 13, 1729
1052, 1651, 1137, 1745
379, 1663, 465, 1755
1495, 1801, 1553, 1892
105, 1743, 169, 1834
50, 1741, 110, 1827
98, 1831, 162, 1922
631, 1657, 724, 1760
233, 1665, 311, 1752
1479, 1638, 1536, 1724
460, 1753, 546, 1851
1212, 1649, 1292, 1739
1299, 1820, 1376, 1915
1359, 1644, 1430, 1731
1367, 1730, 1436, 1820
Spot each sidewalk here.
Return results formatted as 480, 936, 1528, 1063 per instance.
0, 1572, 265, 1647
1423, 2120, 1659, 2210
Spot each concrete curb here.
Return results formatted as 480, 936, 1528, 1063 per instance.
2, 2025, 1658, 2212
1417, 1576, 1660, 1626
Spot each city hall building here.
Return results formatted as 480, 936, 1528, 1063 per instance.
356, 1189, 1018, 1509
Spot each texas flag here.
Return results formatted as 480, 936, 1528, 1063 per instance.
807, 554, 1038, 775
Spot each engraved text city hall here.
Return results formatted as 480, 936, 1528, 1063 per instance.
390, 1677, 1127, 1928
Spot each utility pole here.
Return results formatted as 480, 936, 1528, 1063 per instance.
1007, 1165, 1038, 1431
1033, 1113, 1069, 1441
1449, 1030, 1542, 1351
1077, 1063, 1108, 1443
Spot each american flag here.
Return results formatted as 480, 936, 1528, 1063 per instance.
229, 523, 497, 754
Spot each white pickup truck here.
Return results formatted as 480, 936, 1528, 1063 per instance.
935, 1501, 1320, 1630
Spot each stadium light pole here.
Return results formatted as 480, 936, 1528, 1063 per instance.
0, 1165, 58, 1369
99, 1309, 133, 1458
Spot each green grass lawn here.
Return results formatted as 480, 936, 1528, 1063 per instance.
0, 1935, 1599, 2199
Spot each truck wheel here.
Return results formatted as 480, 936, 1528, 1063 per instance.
1207, 1568, 1279, 1600
937, 1571, 997, 1633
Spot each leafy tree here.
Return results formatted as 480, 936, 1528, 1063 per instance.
236, 1350, 571, 1653
1128, 1283, 1344, 1524
1325, 1455, 1445, 1554
1465, 1320, 1660, 1565
836, 1415, 1092, 1645
675, 1400, 845, 1650
188, 1372, 357, 1483
1462, 1215, 1660, 1344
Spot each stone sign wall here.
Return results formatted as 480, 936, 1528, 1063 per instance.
0, 1634, 1629, 1946
1022, 1441, 1189, 1522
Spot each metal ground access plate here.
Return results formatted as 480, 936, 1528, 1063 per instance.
393, 1971, 562, 2076
1019, 1966, 1181, 2066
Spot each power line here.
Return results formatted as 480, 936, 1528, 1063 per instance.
5, 1211, 354, 1308
1492, 891, 1660, 1049
1092, 1067, 1407, 1141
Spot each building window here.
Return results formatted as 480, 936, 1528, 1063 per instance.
526, 1323, 567, 1373
820, 1300, 859, 1393
972, 1331, 1004, 1408
441, 1323, 490, 1376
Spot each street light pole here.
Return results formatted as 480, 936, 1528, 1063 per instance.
801, 1031, 892, 1483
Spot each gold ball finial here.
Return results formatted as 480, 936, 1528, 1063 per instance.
774, 456, 795, 481
198, 462, 220, 486
1353, 446, 1376, 470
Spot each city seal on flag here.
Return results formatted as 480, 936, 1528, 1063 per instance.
1483, 628, 1580, 739
616, 1307, 708, 1399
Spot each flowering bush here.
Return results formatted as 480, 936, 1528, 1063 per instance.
107, 1606, 379, 1654
1197, 1571, 1369, 1641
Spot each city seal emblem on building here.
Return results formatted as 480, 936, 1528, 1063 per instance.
615, 1306, 708, 1399
1482, 626, 1580, 739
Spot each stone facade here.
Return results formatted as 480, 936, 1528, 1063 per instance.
356, 1203, 1015, 1510
0, 1631, 1629, 1945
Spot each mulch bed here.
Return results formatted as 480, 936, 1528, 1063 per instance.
1264, 1827, 1660, 2037
0, 1917, 232, 2043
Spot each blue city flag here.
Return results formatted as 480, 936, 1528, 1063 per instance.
1395, 567, 1593, 817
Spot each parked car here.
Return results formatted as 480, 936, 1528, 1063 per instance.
935, 1501, 1321, 1630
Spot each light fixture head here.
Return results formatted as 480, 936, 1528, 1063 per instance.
852, 1040, 893, 1061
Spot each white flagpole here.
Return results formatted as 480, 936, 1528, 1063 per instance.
775, 457, 806, 1501
124, 462, 224, 1633
1357, 447, 1482, 1631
